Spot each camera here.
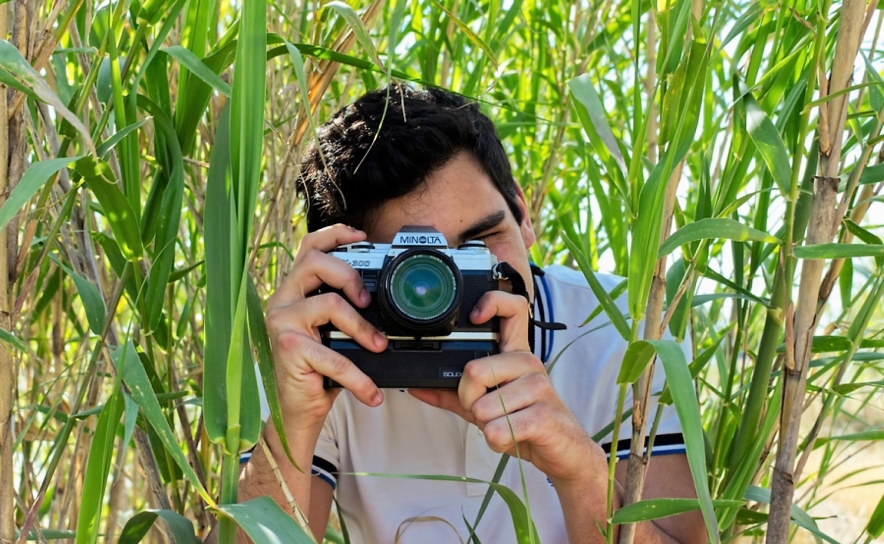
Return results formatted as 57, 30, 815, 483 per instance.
321, 226, 502, 388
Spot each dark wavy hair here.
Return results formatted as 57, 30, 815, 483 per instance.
297, 84, 523, 232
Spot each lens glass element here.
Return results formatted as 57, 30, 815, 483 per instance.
389, 254, 457, 321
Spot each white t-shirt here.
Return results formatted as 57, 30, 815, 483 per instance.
312, 265, 686, 544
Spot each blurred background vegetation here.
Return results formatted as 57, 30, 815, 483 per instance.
1, 0, 883, 542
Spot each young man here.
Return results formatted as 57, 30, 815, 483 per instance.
238, 85, 706, 543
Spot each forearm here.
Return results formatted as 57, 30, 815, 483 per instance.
551, 453, 683, 544
237, 423, 325, 541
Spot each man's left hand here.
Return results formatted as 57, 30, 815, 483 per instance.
408, 290, 601, 485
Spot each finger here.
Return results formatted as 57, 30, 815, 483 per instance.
299, 223, 367, 253
271, 224, 367, 307
458, 352, 545, 413
272, 250, 371, 311
470, 291, 530, 352
481, 408, 543, 454
268, 293, 388, 353
275, 331, 384, 408
407, 389, 476, 424
469, 371, 551, 425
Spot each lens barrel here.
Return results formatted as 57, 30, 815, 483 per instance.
379, 249, 463, 335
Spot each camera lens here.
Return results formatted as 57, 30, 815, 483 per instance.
389, 254, 457, 321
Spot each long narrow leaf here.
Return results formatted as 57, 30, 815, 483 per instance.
658, 218, 780, 258
118, 510, 200, 544
643, 340, 720, 543
0, 156, 83, 232
74, 390, 123, 544
116, 340, 214, 505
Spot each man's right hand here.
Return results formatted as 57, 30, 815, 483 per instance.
265, 223, 388, 437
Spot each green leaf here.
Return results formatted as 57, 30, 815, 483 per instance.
96, 118, 150, 160
429, 0, 497, 67
75, 390, 124, 544
659, 333, 728, 405
646, 340, 720, 543
833, 380, 884, 395
0, 326, 36, 356
658, 218, 780, 258
562, 235, 631, 340
216, 497, 316, 544
867, 492, 884, 538
135, 95, 186, 332
0, 40, 97, 155
567, 74, 628, 181
814, 429, 884, 447
738, 80, 792, 196
617, 341, 656, 385
859, 163, 884, 186
115, 340, 214, 505
325, 1, 385, 71
162, 45, 232, 96
247, 276, 297, 468
55, 260, 107, 336
118, 510, 200, 544
74, 157, 144, 261
744, 486, 838, 544
16, 529, 77, 540
612, 498, 742, 524
224, 272, 252, 453
794, 243, 884, 260
628, 154, 671, 322
284, 41, 320, 152
0, 156, 84, 232
204, 103, 235, 445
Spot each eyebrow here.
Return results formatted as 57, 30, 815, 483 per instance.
457, 210, 507, 244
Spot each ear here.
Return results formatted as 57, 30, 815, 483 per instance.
513, 184, 536, 250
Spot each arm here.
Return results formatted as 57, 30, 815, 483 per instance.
410, 291, 706, 544
226, 224, 387, 543
237, 424, 332, 541
552, 452, 705, 544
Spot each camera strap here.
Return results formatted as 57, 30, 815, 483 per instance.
494, 262, 566, 355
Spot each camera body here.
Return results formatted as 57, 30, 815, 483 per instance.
321, 226, 501, 388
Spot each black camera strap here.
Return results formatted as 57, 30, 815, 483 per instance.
494, 262, 566, 356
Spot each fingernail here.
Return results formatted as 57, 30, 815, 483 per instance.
375, 332, 387, 348
360, 288, 371, 305
372, 391, 384, 405
470, 307, 481, 319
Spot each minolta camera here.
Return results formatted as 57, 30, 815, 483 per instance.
321, 226, 501, 388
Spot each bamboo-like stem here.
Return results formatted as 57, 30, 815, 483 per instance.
0, 3, 13, 542
766, 176, 837, 544
766, 3, 865, 541
217, 453, 240, 544
817, 182, 876, 308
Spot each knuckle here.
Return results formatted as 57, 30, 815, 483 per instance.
326, 352, 351, 376
276, 331, 302, 353
300, 248, 322, 269
524, 371, 548, 391
483, 422, 509, 448
319, 292, 347, 311
462, 360, 485, 382
522, 353, 545, 372
471, 398, 491, 422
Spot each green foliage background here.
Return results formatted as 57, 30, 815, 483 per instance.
1, 0, 884, 542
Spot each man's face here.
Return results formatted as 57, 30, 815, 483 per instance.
365, 151, 537, 301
